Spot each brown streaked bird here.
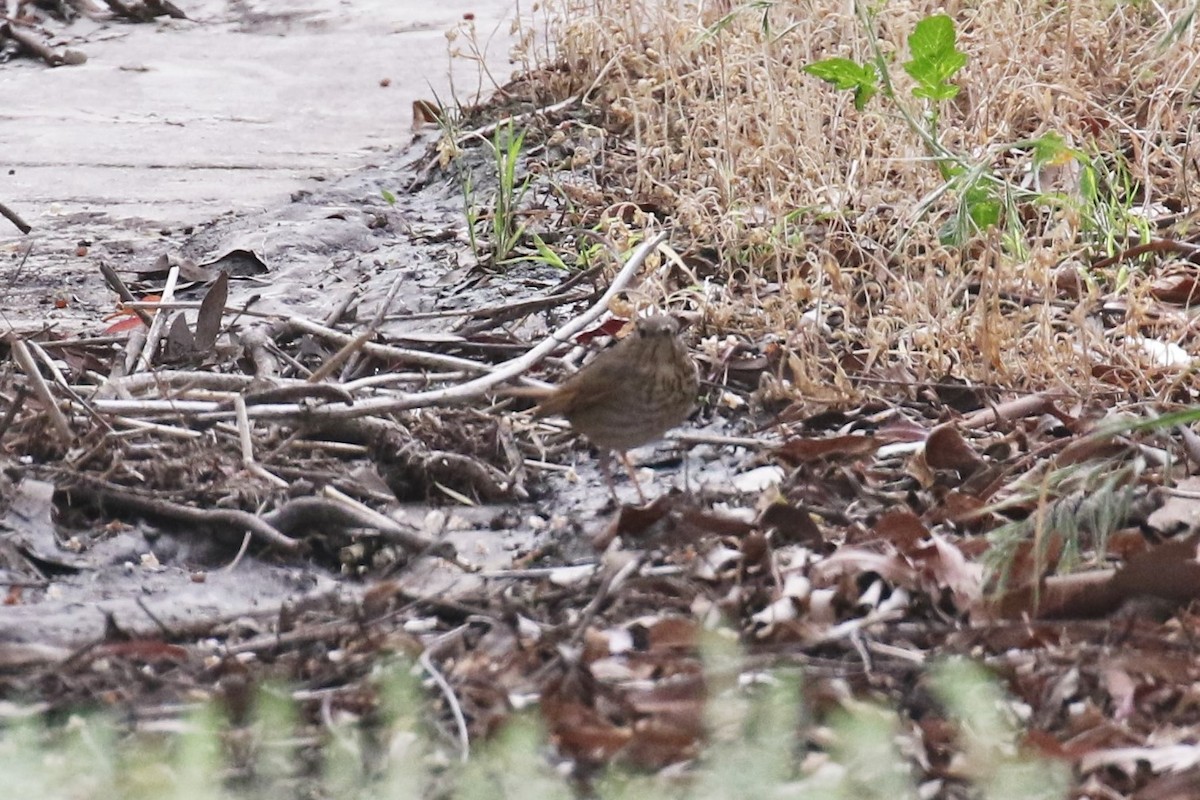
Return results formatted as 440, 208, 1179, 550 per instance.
529, 314, 699, 501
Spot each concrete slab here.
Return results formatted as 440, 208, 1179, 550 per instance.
0, 0, 517, 227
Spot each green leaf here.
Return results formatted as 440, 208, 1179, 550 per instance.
908, 14, 958, 64
530, 233, 569, 270
964, 182, 1002, 230
803, 57, 870, 90
1031, 131, 1076, 169
380, 188, 397, 206
903, 14, 967, 102
803, 57, 878, 109
1079, 163, 1099, 203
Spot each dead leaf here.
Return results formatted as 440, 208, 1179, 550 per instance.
1110, 534, 1200, 604
198, 248, 267, 277
910, 534, 982, 610
981, 569, 1120, 620
1150, 273, 1200, 306
1145, 477, 1200, 538
194, 270, 228, 352
592, 495, 675, 549
775, 433, 877, 465
924, 423, 986, 474
162, 313, 194, 361
412, 99, 442, 128
758, 501, 824, 546
872, 509, 929, 553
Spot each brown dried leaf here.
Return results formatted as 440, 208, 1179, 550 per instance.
811, 546, 917, 587
775, 433, 877, 465
910, 534, 982, 610
1149, 273, 1200, 305
981, 569, 1120, 620
1110, 535, 1200, 604
194, 270, 228, 352
627, 616, 699, 653
924, 423, 987, 474
872, 509, 929, 553
758, 501, 824, 546
1145, 477, 1200, 538
411, 99, 442, 128
593, 495, 674, 549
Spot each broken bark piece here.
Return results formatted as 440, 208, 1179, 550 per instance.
146, 0, 187, 19
101, 0, 186, 21
0, 21, 83, 67
0, 199, 31, 234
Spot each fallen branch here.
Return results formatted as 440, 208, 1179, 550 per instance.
271, 492, 455, 560
8, 335, 73, 442
0, 21, 85, 66
0, 199, 31, 234
134, 265, 179, 372
63, 481, 303, 552
194, 232, 669, 423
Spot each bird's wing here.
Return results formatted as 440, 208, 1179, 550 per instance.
533, 347, 627, 417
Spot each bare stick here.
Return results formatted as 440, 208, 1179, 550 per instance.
234, 395, 254, 464
342, 273, 404, 380
95, 370, 259, 396
0, 387, 29, 441
420, 627, 472, 762
0, 199, 30, 234
66, 482, 302, 551
309, 328, 373, 383
134, 265, 179, 372
88, 399, 221, 415
8, 335, 72, 441
110, 416, 201, 439
280, 316, 496, 375
99, 262, 155, 327
267, 492, 453, 559
0, 21, 67, 66
119, 299, 279, 320
206, 232, 669, 422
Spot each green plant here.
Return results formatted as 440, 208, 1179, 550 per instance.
804, 13, 1004, 244
425, 97, 487, 263
801, 11, 1061, 249
933, 660, 1071, 800
445, 120, 534, 268
806, 9, 1160, 260
525, 233, 569, 270
511, 230, 610, 272
485, 121, 531, 266
449, 120, 532, 268
0, 651, 1073, 800
1077, 146, 1153, 262
462, 166, 482, 262
802, 13, 966, 157
981, 458, 1148, 595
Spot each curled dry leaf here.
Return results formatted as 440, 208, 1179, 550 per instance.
923, 423, 987, 474
775, 433, 878, 465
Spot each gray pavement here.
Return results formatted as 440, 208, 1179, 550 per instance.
0, 0, 516, 228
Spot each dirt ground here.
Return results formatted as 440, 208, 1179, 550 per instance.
0, 2, 560, 647
2, 0, 518, 330
0, 0, 731, 665
8, 5, 1200, 798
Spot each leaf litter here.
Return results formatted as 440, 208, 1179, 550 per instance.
5, 1, 1200, 797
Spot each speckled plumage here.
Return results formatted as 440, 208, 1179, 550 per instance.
534, 315, 698, 453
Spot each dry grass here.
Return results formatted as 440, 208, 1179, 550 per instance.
508, 0, 1200, 408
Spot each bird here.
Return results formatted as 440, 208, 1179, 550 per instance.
525, 314, 699, 502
